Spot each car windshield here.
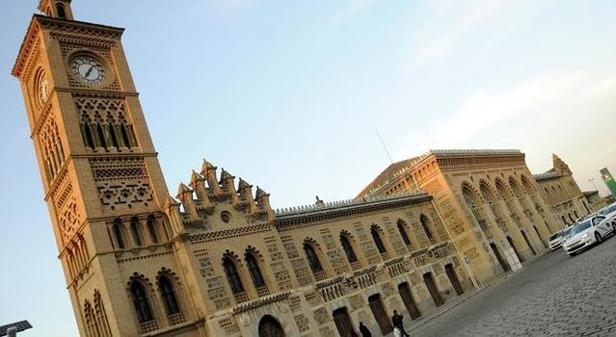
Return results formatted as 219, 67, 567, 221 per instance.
549, 232, 561, 240
570, 220, 592, 236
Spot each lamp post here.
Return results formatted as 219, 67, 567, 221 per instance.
0, 321, 32, 337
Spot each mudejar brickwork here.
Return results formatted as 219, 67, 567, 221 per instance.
11, 2, 602, 337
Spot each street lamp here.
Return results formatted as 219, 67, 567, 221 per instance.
0, 321, 32, 337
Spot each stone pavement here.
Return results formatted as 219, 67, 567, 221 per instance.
401, 234, 616, 337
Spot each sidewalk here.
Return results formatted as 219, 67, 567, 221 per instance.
385, 254, 549, 336
383, 264, 536, 337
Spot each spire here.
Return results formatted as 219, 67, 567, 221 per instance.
201, 159, 223, 197
238, 178, 258, 214
255, 186, 275, 222
220, 169, 240, 207
552, 154, 572, 175
39, 0, 74, 20
189, 170, 212, 207
163, 195, 185, 235
176, 183, 199, 221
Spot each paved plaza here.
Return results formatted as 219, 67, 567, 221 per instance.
408, 235, 616, 337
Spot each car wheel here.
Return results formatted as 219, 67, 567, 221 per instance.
595, 232, 602, 243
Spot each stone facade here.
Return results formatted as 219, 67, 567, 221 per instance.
13, 3, 596, 337
533, 154, 594, 226
358, 150, 562, 283
13, 3, 473, 337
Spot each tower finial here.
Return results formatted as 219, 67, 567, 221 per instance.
39, 0, 74, 20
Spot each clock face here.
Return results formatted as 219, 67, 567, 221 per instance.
71, 56, 105, 84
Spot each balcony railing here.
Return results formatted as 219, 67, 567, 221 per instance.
385, 257, 406, 277
353, 266, 378, 289
233, 291, 249, 304
316, 275, 347, 302
167, 312, 186, 326
256, 285, 270, 298
139, 320, 159, 334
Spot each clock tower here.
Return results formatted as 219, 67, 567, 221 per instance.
12, 1, 192, 336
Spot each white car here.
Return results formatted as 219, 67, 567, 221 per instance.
562, 215, 616, 256
599, 202, 616, 223
548, 227, 573, 251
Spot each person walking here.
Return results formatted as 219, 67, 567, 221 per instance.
392, 310, 410, 337
358, 322, 372, 337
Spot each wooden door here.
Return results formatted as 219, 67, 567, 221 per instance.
423, 272, 444, 306
507, 236, 524, 263
333, 307, 356, 337
368, 294, 393, 334
444, 263, 464, 295
398, 282, 421, 319
258, 315, 285, 337
490, 242, 511, 272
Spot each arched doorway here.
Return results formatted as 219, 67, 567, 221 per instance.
258, 315, 285, 337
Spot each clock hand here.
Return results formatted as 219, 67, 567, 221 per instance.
85, 65, 94, 78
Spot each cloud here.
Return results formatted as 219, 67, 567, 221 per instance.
407, 0, 516, 68
431, 69, 616, 148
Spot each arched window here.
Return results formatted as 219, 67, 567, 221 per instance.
371, 227, 387, 254
397, 221, 411, 246
340, 234, 357, 263
82, 124, 95, 148
96, 123, 107, 149
130, 218, 142, 246
158, 276, 180, 315
303, 243, 323, 273
56, 3, 66, 19
109, 125, 119, 148
147, 216, 159, 244
130, 282, 153, 323
245, 252, 266, 288
223, 257, 244, 294
121, 124, 132, 149
573, 210, 579, 220
420, 214, 434, 242
113, 219, 125, 249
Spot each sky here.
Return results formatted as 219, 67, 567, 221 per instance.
1, 0, 616, 336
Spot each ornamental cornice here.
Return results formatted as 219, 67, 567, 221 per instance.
12, 15, 41, 77
187, 223, 271, 244
232, 291, 291, 314
12, 15, 124, 78
276, 193, 432, 230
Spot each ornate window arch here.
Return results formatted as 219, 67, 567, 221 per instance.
397, 219, 412, 246
258, 315, 285, 337
339, 230, 358, 263
147, 214, 159, 244
303, 238, 324, 273
113, 218, 125, 249
56, 2, 67, 19
222, 252, 244, 294
419, 214, 435, 242
371, 224, 387, 254
244, 247, 267, 289
157, 275, 180, 315
130, 216, 142, 246
127, 275, 155, 323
